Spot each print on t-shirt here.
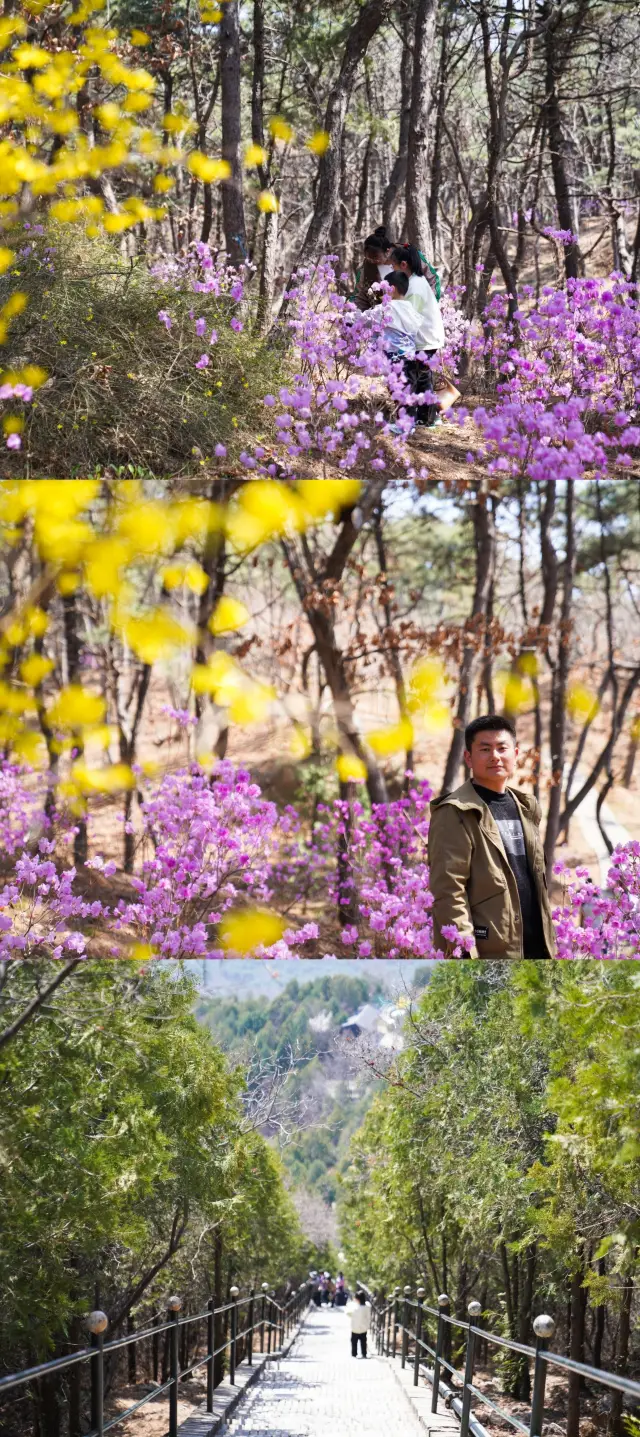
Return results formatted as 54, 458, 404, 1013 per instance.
495, 817, 526, 857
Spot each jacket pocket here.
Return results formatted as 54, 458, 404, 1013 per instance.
470, 892, 512, 952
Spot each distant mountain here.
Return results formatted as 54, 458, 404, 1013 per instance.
185, 958, 434, 999
194, 969, 431, 1215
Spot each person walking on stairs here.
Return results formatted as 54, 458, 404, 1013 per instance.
348, 1292, 371, 1358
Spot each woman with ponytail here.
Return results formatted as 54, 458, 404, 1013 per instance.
350, 225, 395, 310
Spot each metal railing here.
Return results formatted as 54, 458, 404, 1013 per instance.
369, 1288, 640, 1437
0, 1281, 311, 1437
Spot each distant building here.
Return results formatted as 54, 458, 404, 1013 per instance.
339, 1003, 404, 1051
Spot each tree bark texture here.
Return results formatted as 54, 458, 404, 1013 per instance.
220, 0, 247, 264
544, 481, 575, 874
300, 0, 392, 261
441, 485, 497, 794
405, 0, 437, 257
382, 10, 413, 235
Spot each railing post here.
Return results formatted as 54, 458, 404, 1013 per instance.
229, 1286, 239, 1385
460, 1300, 482, 1437
385, 1293, 396, 1356
267, 1292, 273, 1354
402, 1287, 412, 1369
247, 1289, 255, 1365
207, 1296, 214, 1411
414, 1287, 425, 1387
167, 1296, 182, 1437
530, 1315, 555, 1437
86, 1311, 108, 1437
261, 1283, 268, 1353
432, 1293, 450, 1413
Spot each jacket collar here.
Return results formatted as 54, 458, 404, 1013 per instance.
431, 777, 537, 816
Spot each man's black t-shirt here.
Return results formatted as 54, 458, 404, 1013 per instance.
472, 784, 546, 958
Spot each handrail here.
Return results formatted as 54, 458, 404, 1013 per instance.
368, 1288, 640, 1437
0, 1280, 312, 1437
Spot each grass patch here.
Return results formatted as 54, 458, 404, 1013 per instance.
2, 228, 288, 477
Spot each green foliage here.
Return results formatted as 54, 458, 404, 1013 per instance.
197, 974, 385, 1203
339, 962, 640, 1376
7, 228, 286, 478
0, 962, 307, 1374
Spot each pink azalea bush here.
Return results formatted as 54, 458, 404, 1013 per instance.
0, 758, 638, 958
112, 763, 281, 959
463, 274, 640, 479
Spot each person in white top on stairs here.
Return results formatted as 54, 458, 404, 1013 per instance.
347, 1291, 372, 1358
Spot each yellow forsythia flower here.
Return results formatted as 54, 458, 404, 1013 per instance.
19, 654, 54, 687
47, 685, 106, 729
296, 479, 362, 519
244, 143, 267, 168
187, 152, 231, 183
367, 719, 414, 757
269, 116, 294, 143
407, 656, 446, 711
71, 761, 135, 793
306, 130, 330, 155
219, 906, 286, 955
121, 611, 193, 665
336, 754, 367, 783
503, 673, 533, 714
257, 190, 279, 213
209, 596, 250, 635
566, 683, 599, 722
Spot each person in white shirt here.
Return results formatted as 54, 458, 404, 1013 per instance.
365, 271, 441, 430
390, 244, 445, 426
347, 1291, 372, 1358
366, 270, 423, 359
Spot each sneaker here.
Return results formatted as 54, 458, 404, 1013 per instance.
388, 422, 415, 436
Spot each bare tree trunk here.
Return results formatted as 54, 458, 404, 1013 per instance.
544, 481, 575, 874
356, 132, 374, 242
220, 0, 247, 264
382, 9, 413, 235
214, 1234, 225, 1388
567, 1258, 587, 1437
592, 1255, 606, 1371
428, 7, 453, 243
63, 592, 88, 868
373, 505, 413, 776
299, 0, 392, 261
607, 1268, 634, 1437
623, 728, 639, 788
258, 209, 279, 328
540, 0, 588, 282
405, 0, 437, 257
441, 485, 497, 794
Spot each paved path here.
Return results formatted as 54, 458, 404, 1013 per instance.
570, 764, 631, 889
225, 1306, 424, 1437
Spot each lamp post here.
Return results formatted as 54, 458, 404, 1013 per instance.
414, 1288, 425, 1388
167, 1296, 182, 1437
229, 1286, 239, 1385
530, 1315, 556, 1437
86, 1311, 108, 1437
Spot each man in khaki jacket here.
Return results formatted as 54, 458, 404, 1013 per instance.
428, 715, 556, 959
